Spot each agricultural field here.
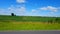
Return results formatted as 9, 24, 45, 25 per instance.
0, 15, 60, 30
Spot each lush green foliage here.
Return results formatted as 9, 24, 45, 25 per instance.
0, 15, 60, 30
0, 15, 60, 23
0, 22, 60, 30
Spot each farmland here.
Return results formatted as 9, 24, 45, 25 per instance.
0, 15, 60, 30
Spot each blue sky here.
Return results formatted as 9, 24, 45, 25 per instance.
0, 0, 60, 17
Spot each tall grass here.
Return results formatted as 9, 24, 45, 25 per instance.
0, 15, 60, 22
0, 21, 60, 30
0, 15, 60, 30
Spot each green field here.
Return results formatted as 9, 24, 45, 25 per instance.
0, 15, 60, 30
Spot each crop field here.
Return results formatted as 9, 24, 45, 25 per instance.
0, 15, 60, 30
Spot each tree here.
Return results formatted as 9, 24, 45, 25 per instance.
11, 13, 15, 16
55, 18, 60, 23
48, 20, 53, 24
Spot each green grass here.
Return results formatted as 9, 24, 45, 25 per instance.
0, 15, 60, 30
0, 22, 60, 30
0, 15, 60, 22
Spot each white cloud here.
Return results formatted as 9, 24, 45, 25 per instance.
31, 6, 60, 16
8, 5, 26, 13
0, 8, 11, 15
47, 6, 58, 12
0, 5, 26, 15
32, 9, 37, 12
18, 6, 26, 12
40, 6, 58, 12
8, 5, 15, 12
16, 0, 26, 3
40, 7, 48, 10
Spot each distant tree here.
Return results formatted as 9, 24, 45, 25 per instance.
55, 18, 60, 23
11, 13, 15, 16
48, 20, 53, 24
48, 18, 60, 24
55, 18, 58, 22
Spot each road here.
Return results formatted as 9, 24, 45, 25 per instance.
0, 30, 60, 34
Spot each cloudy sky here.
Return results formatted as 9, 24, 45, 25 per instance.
0, 0, 60, 17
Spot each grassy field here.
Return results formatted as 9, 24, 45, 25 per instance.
0, 22, 60, 30
0, 15, 60, 30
